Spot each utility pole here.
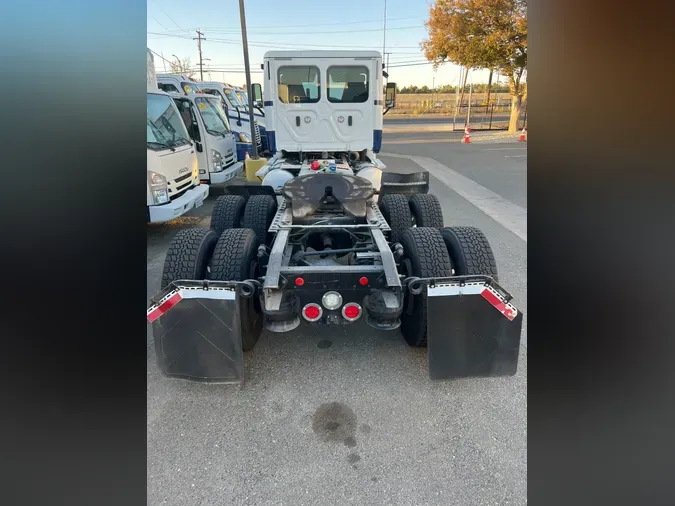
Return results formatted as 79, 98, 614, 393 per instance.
238, 0, 259, 159
382, 0, 387, 57
194, 29, 205, 81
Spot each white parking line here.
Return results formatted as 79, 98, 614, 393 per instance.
381, 153, 527, 242
505, 154, 527, 158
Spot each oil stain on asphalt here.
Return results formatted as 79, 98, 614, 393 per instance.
312, 402, 358, 447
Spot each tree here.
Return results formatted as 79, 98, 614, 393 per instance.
169, 57, 196, 79
422, 0, 527, 132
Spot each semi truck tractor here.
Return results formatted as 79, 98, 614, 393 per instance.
148, 50, 523, 383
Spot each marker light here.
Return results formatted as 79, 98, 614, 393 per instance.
359, 276, 369, 286
295, 277, 305, 287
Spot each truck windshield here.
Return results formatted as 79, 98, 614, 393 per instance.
278, 66, 321, 104
195, 97, 232, 137
223, 87, 245, 109
181, 81, 201, 94
147, 93, 191, 150
234, 90, 248, 106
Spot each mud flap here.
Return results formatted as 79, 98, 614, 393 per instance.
379, 171, 430, 199
426, 279, 523, 379
147, 281, 247, 383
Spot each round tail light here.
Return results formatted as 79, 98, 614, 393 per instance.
302, 303, 322, 322
342, 303, 362, 322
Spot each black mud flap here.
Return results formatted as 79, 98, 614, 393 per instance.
147, 281, 249, 383
425, 278, 523, 379
379, 171, 430, 199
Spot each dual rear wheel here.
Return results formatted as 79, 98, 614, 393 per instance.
378, 193, 444, 243
160, 194, 278, 351
398, 226, 499, 347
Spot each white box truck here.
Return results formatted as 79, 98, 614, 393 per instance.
169, 92, 243, 185
147, 50, 209, 223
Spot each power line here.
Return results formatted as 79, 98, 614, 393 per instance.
189, 24, 424, 35
152, 16, 421, 33
147, 32, 423, 49
150, 16, 170, 31
388, 61, 435, 68
156, 6, 188, 34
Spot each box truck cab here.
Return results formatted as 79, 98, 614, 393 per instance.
156, 74, 203, 96
198, 81, 267, 157
147, 51, 209, 223
170, 93, 243, 185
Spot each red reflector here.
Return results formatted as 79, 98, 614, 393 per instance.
147, 291, 183, 323
359, 276, 368, 286
342, 303, 361, 321
304, 304, 321, 320
295, 277, 305, 287
480, 288, 516, 321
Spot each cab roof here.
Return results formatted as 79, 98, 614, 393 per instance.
263, 50, 381, 59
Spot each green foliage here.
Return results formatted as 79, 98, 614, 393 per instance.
422, 0, 527, 98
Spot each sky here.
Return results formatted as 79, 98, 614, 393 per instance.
147, 0, 501, 88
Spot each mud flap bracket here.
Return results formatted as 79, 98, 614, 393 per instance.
425, 277, 523, 380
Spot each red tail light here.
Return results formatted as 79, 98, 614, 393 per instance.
302, 303, 322, 322
342, 303, 362, 322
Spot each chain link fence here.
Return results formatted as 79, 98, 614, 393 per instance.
392, 93, 527, 131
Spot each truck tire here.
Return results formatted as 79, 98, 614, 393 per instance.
243, 195, 277, 246
208, 228, 262, 351
161, 228, 219, 289
439, 226, 498, 282
399, 227, 453, 347
210, 195, 245, 236
379, 193, 412, 243
409, 193, 444, 228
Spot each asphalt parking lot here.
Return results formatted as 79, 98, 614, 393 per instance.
147, 131, 527, 505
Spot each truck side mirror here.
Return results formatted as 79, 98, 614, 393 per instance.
252, 83, 263, 106
385, 82, 397, 108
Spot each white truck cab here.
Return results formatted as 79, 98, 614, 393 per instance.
198, 81, 266, 157
251, 50, 396, 192
170, 93, 243, 185
147, 51, 209, 223
156, 74, 203, 96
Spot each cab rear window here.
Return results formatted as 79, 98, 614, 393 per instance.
277, 66, 320, 104
327, 66, 369, 103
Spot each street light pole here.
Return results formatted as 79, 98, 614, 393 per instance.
238, 0, 258, 159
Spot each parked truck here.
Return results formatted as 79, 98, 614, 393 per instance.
198, 81, 266, 158
146, 50, 209, 223
169, 91, 243, 185
147, 50, 523, 383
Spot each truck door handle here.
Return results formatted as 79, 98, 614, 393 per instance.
296, 116, 300, 126
348, 116, 352, 126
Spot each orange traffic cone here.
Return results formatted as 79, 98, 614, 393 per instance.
519, 127, 527, 142
462, 125, 471, 144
